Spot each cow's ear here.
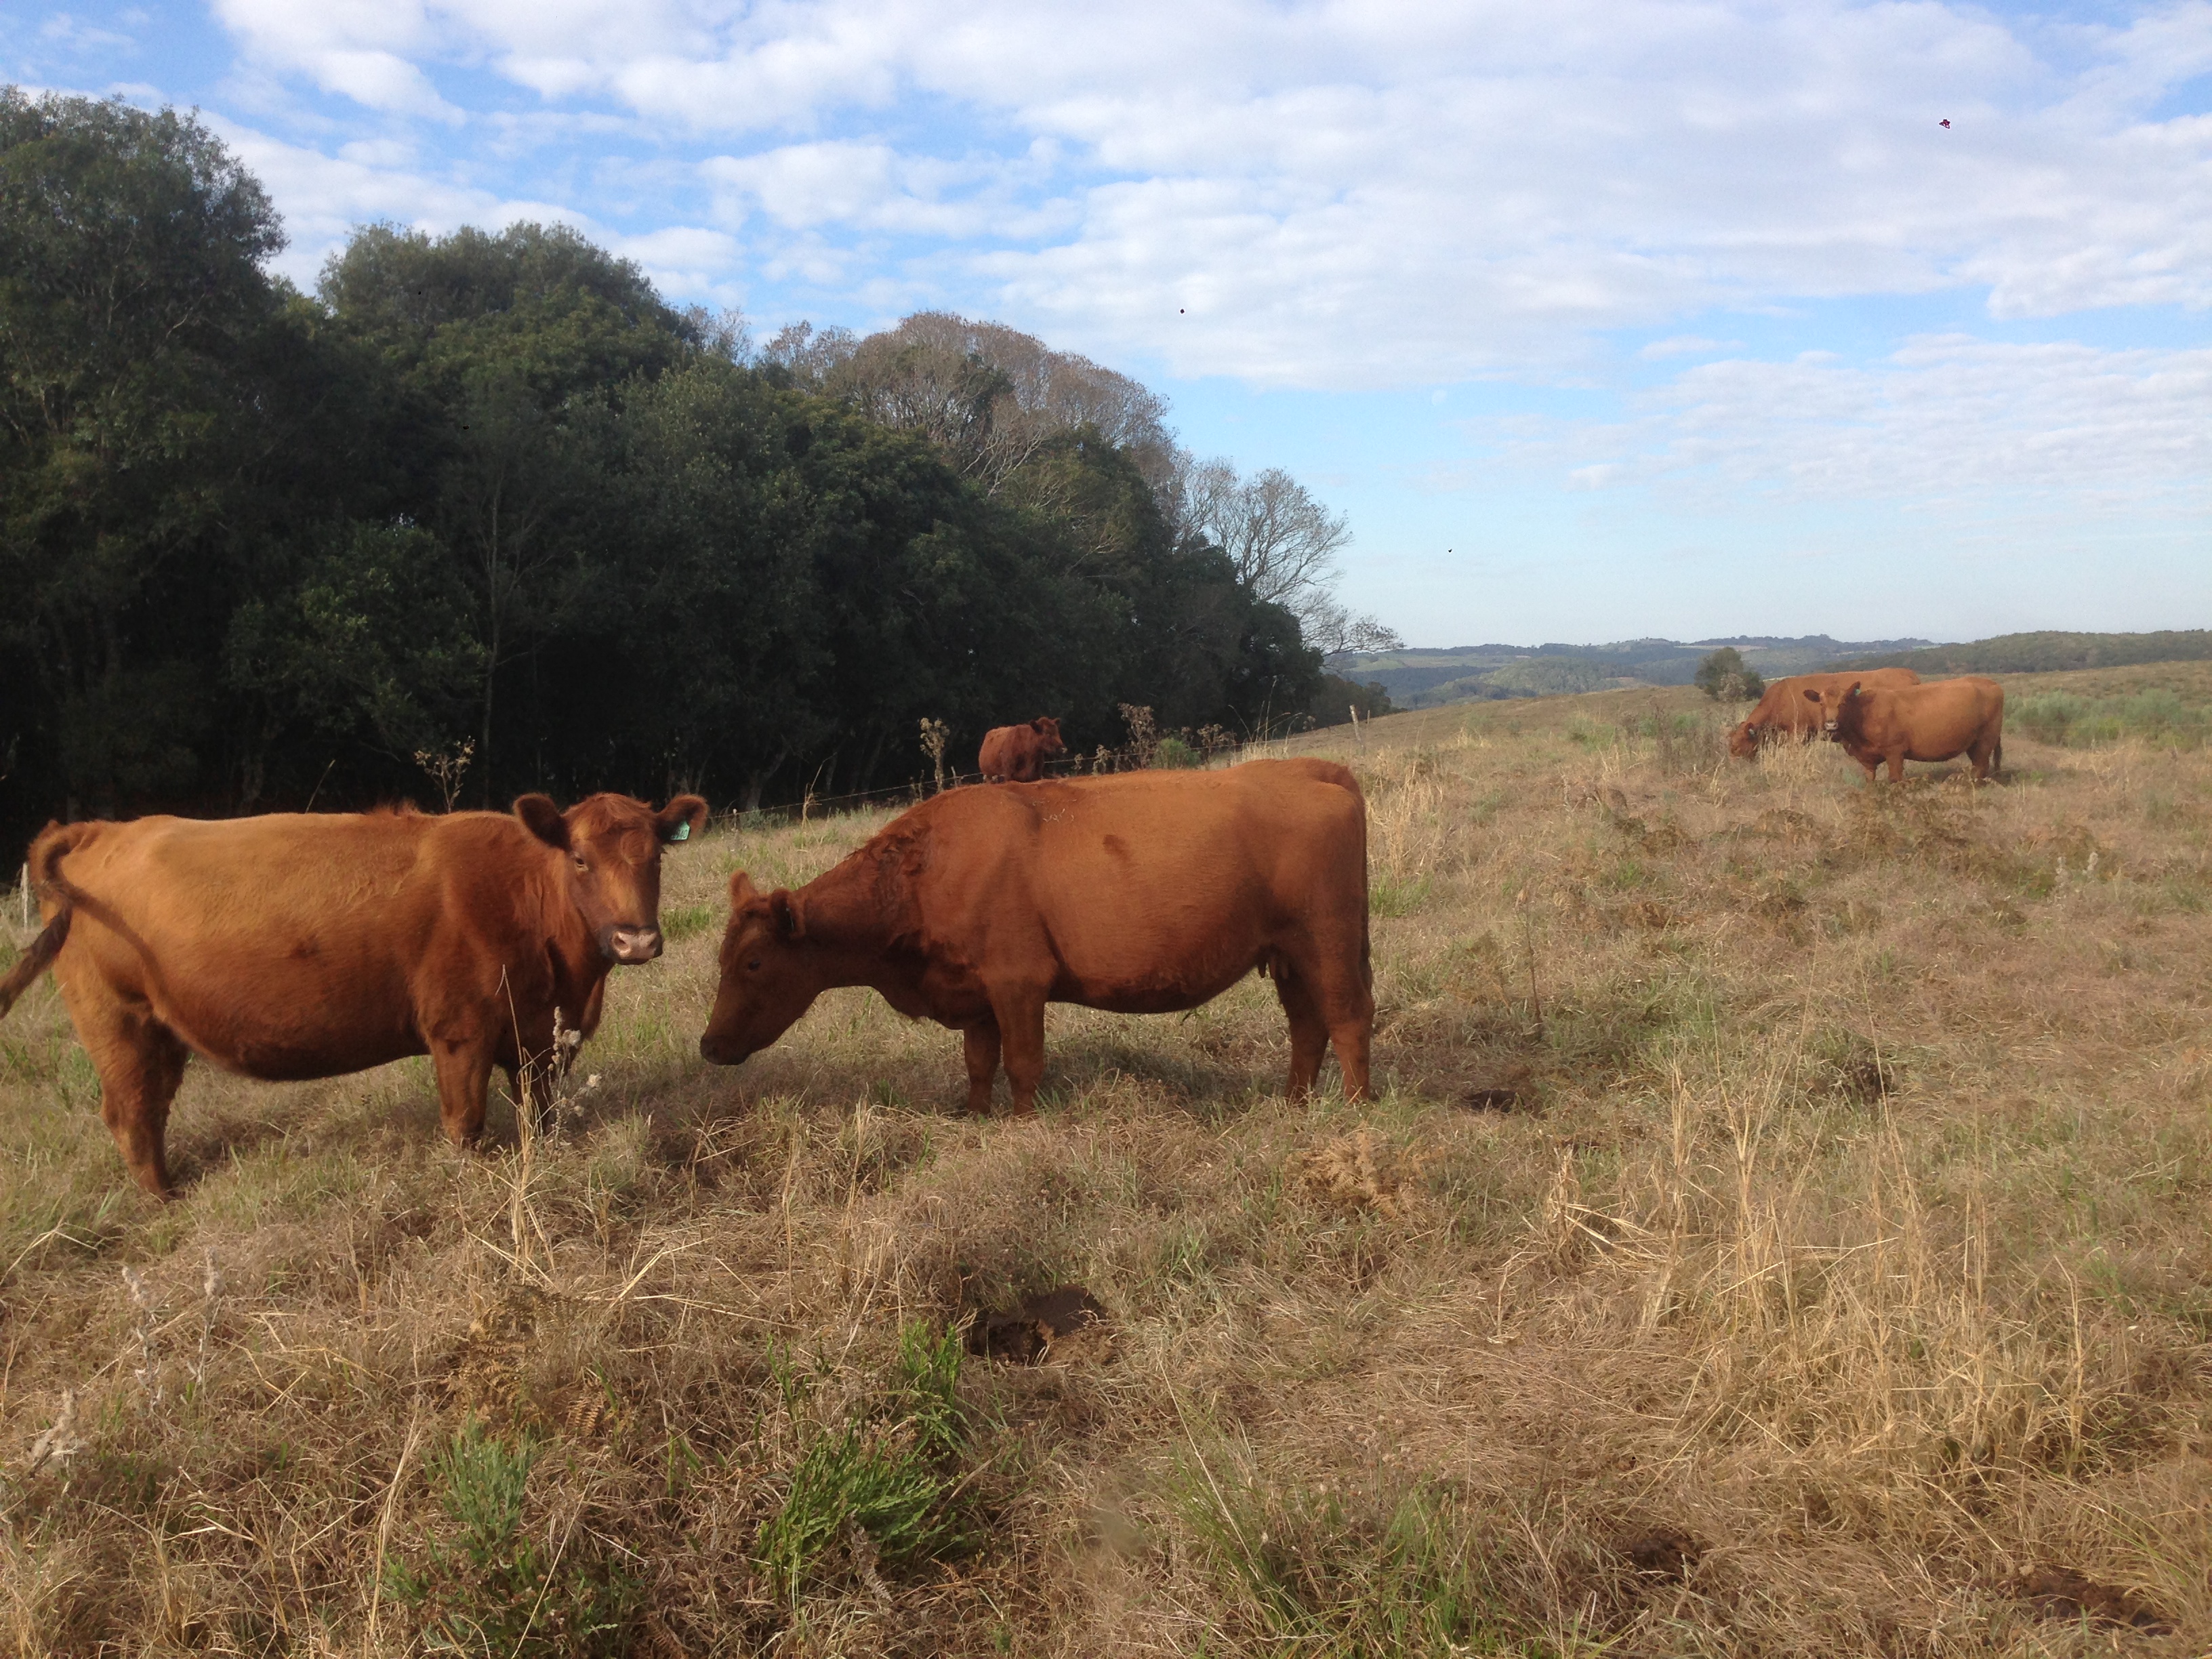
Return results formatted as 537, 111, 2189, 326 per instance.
1801, 689, 1822, 703
1845, 682, 1863, 699
657, 794, 710, 844
514, 794, 569, 849
770, 889, 806, 941
1032, 717, 1051, 733
729, 871, 760, 907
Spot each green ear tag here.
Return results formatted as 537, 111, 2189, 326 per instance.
670, 822, 690, 842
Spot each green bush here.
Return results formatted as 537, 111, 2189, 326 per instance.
2013, 691, 2208, 749
1153, 735, 1202, 769
755, 1322, 970, 1600
384, 1418, 635, 1656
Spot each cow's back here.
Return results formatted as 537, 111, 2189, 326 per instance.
1863, 676, 2003, 754
907, 761, 1364, 1004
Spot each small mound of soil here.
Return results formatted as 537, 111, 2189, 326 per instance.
2016, 1567, 2173, 1634
969, 1286, 1112, 1366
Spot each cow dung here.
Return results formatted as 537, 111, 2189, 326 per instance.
2015, 1567, 2173, 1634
1616, 1526, 1702, 1580
969, 1286, 1111, 1366
1461, 1086, 1523, 1111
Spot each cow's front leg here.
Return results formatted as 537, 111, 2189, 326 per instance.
986, 986, 1048, 1116
430, 1038, 496, 1148
961, 1021, 1002, 1115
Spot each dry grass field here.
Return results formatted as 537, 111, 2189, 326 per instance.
2, 672, 2209, 1657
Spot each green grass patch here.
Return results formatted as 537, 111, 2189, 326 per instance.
756, 1321, 970, 1600
384, 1418, 636, 1656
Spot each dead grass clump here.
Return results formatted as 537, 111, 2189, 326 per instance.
1294, 1127, 1427, 1218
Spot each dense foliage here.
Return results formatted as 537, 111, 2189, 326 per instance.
1693, 647, 1764, 702
1, 91, 1325, 843
1829, 630, 2212, 676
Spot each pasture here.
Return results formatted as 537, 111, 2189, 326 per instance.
2, 673, 2208, 1656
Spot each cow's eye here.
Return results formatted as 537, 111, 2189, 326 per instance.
573, 855, 588, 872
746, 958, 763, 971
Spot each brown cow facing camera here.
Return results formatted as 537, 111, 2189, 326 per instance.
1727, 669, 1921, 758
978, 716, 1067, 782
700, 758, 1372, 1113
0, 792, 709, 1196
1801, 676, 2005, 782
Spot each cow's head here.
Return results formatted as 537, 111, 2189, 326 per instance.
514, 792, 710, 964
699, 872, 823, 1065
1727, 720, 1764, 759
1031, 716, 1067, 756
1801, 682, 1864, 739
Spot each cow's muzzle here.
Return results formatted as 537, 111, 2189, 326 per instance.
698, 1030, 751, 1066
607, 926, 664, 964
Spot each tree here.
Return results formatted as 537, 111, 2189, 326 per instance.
1694, 647, 1766, 702
317, 222, 698, 799
0, 89, 286, 815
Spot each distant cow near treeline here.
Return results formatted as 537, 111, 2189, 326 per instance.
979, 716, 1067, 782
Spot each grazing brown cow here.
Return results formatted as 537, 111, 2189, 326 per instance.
977, 716, 1067, 782
0, 793, 708, 1196
1801, 676, 2005, 782
1727, 669, 1921, 758
699, 758, 1372, 1113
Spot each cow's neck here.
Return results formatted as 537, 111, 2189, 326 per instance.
541, 861, 614, 1015
794, 854, 921, 1002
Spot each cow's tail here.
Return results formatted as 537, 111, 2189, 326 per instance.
0, 823, 89, 1021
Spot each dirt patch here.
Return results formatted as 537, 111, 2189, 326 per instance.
969, 1286, 1113, 1366
1616, 1525, 1702, 1580
2014, 1567, 2173, 1634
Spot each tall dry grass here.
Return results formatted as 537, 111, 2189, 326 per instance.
1, 679, 2207, 1656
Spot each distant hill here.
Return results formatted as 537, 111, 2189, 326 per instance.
1336, 635, 1937, 709
1826, 630, 2212, 676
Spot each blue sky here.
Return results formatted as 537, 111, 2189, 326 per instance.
10, 0, 2209, 647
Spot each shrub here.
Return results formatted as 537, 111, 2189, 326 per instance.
384, 1418, 635, 1656
1694, 647, 1765, 703
1153, 735, 1202, 769
755, 1322, 970, 1600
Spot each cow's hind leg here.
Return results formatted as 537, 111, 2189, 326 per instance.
77, 1006, 189, 1198
430, 1040, 496, 1149
961, 1021, 1002, 1115
985, 985, 1049, 1117
1271, 962, 1330, 1099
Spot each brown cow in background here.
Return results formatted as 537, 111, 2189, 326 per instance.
0, 793, 708, 1195
978, 716, 1066, 782
1801, 677, 2005, 782
700, 758, 1372, 1113
1727, 669, 1921, 758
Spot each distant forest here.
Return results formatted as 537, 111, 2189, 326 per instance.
1338, 635, 1936, 708
1, 90, 1397, 848
1343, 630, 2212, 710
1831, 631, 2212, 676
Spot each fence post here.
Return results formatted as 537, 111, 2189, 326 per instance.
1349, 705, 1364, 747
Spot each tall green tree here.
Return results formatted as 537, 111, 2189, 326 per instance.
0, 90, 285, 814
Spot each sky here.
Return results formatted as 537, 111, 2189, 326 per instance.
9, 0, 2210, 648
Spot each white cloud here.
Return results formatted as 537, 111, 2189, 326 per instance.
198, 0, 2212, 388
1492, 336, 2212, 510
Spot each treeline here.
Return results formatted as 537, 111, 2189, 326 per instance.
1830, 631, 2212, 676
1, 91, 1392, 848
